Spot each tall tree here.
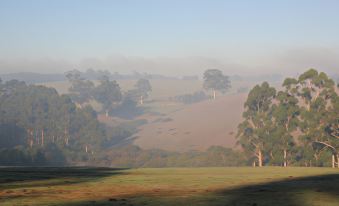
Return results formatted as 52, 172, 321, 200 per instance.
92, 76, 122, 116
203, 69, 231, 99
271, 84, 299, 167
295, 69, 337, 166
237, 82, 276, 167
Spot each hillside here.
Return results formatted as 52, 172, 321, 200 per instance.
133, 93, 247, 152
40, 79, 251, 152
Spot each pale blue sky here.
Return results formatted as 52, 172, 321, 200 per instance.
0, 0, 339, 74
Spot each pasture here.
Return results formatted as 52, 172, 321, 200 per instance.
0, 167, 338, 206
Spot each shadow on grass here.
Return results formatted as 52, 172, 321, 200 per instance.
56, 173, 339, 206
217, 173, 339, 206
0, 167, 127, 189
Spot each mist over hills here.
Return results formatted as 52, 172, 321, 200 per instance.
0, 70, 287, 85
0, 67, 338, 167
0, 72, 66, 84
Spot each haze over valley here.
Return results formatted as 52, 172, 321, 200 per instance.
0, 1, 339, 206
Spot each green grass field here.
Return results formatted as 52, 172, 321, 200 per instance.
0, 167, 338, 206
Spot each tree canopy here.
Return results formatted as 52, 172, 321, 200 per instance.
203, 69, 231, 99
134, 78, 152, 104
92, 77, 122, 113
237, 69, 339, 167
0, 80, 110, 165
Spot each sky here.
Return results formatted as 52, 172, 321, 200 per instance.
0, 0, 339, 76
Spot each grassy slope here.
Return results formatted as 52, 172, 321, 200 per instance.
41, 80, 252, 152
134, 93, 247, 151
0, 167, 338, 206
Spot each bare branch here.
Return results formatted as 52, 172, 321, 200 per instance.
313, 141, 337, 153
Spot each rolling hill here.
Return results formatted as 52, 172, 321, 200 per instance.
133, 93, 247, 152
40, 79, 250, 152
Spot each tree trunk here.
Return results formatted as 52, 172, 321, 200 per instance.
41, 129, 44, 147
314, 153, 319, 166
332, 154, 335, 168
64, 127, 69, 146
213, 90, 216, 100
283, 149, 287, 167
337, 154, 339, 168
258, 150, 263, 167
28, 129, 33, 148
85, 145, 88, 153
140, 95, 143, 105
253, 161, 256, 167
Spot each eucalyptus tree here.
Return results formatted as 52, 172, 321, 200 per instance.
65, 70, 94, 106
317, 92, 339, 167
237, 82, 276, 167
271, 80, 300, 166
55, 95, 76, 146
203, 69, 231, 99
326, 95, 339, 139
134, 78, 152, 105
92, 76, 122, 116
295, 69, 337, 166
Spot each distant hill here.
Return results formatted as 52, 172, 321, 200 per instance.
0, 72, 66, 83
0, 71, 182, 84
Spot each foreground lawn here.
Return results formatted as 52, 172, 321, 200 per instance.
0, 167, 338, 206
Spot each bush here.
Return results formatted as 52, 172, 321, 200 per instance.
173, 91, 208, 104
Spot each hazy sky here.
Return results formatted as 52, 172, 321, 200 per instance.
0, 0, 339, 75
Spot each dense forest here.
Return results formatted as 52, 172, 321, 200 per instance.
0, 79, 114, 165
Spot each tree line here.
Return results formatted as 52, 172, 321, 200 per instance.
237, 69, 339, 167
